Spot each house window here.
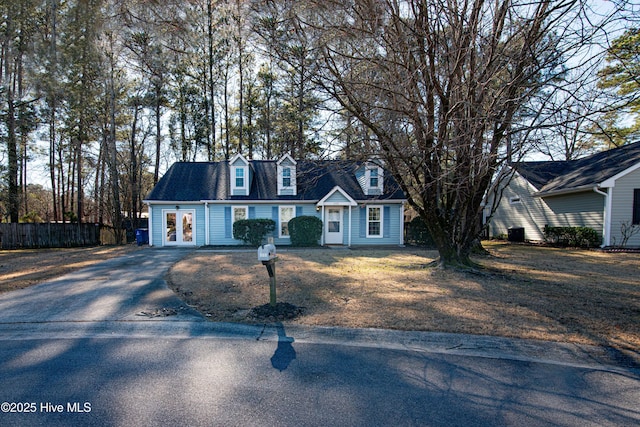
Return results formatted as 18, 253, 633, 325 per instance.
235, 168, 245, 188
367, 206, 383, 238
282, 168, 291, 187
233, 206, 248, 223
369, 168, 379, 188
365, 166, 383, 194
279, 206, 295, 238
633, 189, 640, 225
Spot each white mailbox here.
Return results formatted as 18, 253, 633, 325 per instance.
257, 244, 276, 262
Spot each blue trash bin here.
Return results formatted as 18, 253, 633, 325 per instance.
135, 228, 149, 246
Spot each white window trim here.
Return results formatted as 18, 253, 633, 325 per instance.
282, 167, 292, 187
366, 205, 383, 238
232, 206, 248, 224
279, 206, 296, 238
365, 166, 384, 194
162, 209, 197, 246
232, 166, 248, 193
277, 156, 297, 196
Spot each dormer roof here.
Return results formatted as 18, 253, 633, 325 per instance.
229, 153, 249, 166
277, 153, 297, 166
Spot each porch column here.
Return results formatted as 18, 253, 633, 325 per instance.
320, 205, 325, 246
147, 204, 153, 246
400, 202, 405, 246
348, 205, 352, 247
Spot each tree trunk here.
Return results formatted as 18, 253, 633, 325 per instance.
207, 0, 216, 161
6, 81, 19, 223
108, 50, 123, 243
129, 104, 140, 230
154, 85, 161, 184
3, 11, 20, 223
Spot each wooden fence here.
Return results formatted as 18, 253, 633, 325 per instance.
0, 223, 105, 249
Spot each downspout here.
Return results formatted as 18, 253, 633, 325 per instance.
204, 202, 210, 246
593, 187, 610, 247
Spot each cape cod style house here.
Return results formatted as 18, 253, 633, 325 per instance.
143, 154, 407, 247
487, 142, 640, 247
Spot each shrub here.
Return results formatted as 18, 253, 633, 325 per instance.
405, 216, 436, 247
233, 218, 276, 247
543, 226, 601, 248
289, 216, 323, 246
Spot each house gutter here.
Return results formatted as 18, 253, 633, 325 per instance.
593, 186, 611, 247
532, 184, 594, 198
200, 199, 320, 204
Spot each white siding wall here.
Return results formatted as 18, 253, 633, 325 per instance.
488, 173, 605, 242
350, 204, 403, 245
488, 174, 547, 241
543, 193, 604, 231
609, 167, 640, 247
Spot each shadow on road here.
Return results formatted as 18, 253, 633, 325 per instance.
270, 323, 296, 371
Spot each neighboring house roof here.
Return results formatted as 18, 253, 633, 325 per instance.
513, 141, 640, 196
145, 159, 406, 202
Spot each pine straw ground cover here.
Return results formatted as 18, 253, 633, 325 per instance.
167, 241, 639, 356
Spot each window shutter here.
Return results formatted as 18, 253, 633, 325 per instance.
224, 207, 232, 238
634, 189, 640, 225
384, 206, 390, 238
272, 206, 279, 237
249, 206, 256, 219
360, 207, 366, 238
296, 206, 303, 217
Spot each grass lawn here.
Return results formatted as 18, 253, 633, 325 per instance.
167, 241, 640, 356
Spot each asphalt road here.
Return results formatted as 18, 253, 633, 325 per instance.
0, 247, 638, 426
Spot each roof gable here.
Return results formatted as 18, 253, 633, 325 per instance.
229, 153, 249, 166
317, 186, 358, 206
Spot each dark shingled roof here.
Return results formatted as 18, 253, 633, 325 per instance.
513, 141, 640, 195
145, 159, 406, 202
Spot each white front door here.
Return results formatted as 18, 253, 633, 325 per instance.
325, 207, 344, 245
164, 210, 195, 246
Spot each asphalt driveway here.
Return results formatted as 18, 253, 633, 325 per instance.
0, 248, 203, 323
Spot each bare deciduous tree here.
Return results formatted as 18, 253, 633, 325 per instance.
300, 0, 618, 267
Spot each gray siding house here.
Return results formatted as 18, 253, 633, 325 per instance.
487, 142, 640, 247
143, 154, 407, 247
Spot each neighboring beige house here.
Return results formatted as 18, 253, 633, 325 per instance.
487, 142, 640, 247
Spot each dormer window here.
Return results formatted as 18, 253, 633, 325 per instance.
369, 168, 379, 188
235, 168, 245, 188
230, 153, 250, 196
277, 154, 297, 196
364, 164, 383, 195
282, 168, 291, 187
